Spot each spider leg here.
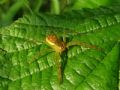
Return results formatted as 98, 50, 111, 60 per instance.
66, 40, 102, 50
28, 48, 53, 64
63, 36, 66, 43
62, 31, 67, 43
54, 52, 63, 84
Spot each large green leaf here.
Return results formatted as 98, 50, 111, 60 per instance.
0, 5, 120, 90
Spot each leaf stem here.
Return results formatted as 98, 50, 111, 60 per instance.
51, 0, 60, 14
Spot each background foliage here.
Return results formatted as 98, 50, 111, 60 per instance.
0, 0, 116, 26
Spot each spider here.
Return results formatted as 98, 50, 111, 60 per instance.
29, 34, 101, 84
45, 34, 101, 84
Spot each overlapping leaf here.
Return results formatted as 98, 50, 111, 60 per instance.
0, 5, 120, 90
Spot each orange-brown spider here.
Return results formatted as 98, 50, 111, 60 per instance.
45, 34, 100, 84
30, 34, 101, 84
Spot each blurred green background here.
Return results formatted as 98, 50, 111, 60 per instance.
0, 0, 119, 26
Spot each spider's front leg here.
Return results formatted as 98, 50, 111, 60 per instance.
28, 47, 54, 64
66, 40, 102, 51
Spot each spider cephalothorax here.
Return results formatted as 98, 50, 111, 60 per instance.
46, 35, 66, 53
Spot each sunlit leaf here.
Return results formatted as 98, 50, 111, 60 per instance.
0, 5, 120, 90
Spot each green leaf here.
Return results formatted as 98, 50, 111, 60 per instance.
0, 5, 120, 90
119, 65, 120, 89
75, 43, 119, 90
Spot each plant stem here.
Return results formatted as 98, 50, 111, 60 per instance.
51, 0, 60, 14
